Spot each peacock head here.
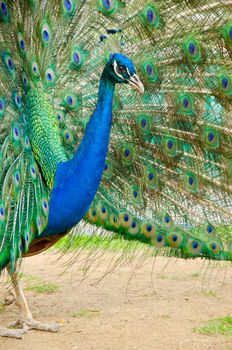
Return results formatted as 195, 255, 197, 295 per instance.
105, 53, 144, 94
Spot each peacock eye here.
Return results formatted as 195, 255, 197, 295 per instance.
115, 64, 128, 77
118, 65, 126, 72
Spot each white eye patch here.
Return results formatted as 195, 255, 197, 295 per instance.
113, 61, 131, 80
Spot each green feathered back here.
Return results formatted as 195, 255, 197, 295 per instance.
0, 0, 231, 271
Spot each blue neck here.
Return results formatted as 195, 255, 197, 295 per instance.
43, 75, 115, 235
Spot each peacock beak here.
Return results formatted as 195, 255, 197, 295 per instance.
128, 74, 144, 94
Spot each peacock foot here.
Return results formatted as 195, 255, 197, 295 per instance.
0, 318, 60, 339
10, 317, 61, 332
0, 267, 61, 339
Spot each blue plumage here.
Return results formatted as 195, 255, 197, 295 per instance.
44, 54, 139, 236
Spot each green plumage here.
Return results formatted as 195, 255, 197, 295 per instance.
0, 0, 231, 275
25, 87, 67, 187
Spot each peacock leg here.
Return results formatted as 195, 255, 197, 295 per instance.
0, 266, 60, 339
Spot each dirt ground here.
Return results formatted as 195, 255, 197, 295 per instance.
0, 248, 231, 350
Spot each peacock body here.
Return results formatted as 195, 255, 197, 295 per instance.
0, 1, 231, 336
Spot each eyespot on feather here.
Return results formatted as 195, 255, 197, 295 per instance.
98, 0, 118, 16
151, 232, 166, 248
142, 223, 156, 238
119, 211, 132, 228
167, 232, 184, 248
142, 5, 160, 28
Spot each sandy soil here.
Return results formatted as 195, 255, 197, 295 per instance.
0, 248, 231, 350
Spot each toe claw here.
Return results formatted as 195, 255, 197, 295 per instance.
25, 319, 61, 332
0, 326, 25, 339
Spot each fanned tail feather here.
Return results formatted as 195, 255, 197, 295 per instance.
0, 0, 231, 272
84, 0, 232, 261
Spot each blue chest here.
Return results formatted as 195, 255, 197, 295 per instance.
42, 78, 115, 237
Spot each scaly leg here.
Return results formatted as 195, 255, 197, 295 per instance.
0, 266, 60, 339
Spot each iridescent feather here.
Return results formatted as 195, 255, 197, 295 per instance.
0, 0, 231, 276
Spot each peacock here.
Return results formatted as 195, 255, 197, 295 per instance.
0, 0, 231, 339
